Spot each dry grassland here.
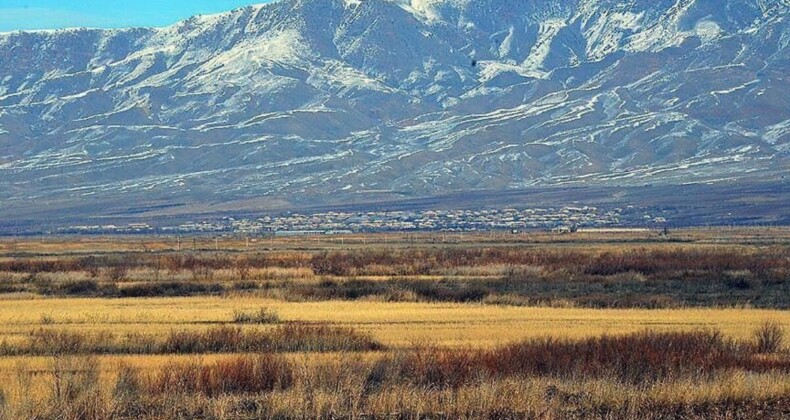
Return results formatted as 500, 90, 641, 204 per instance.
0, 229, 786, 418
0, 297, 786, 347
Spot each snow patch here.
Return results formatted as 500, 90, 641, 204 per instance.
584, 12, 644, 60
498, 26, 515, 58
695, 20, 722, 42
389, 0, 469, 22
522, 19, 566, 70
478, 61, 547, 83
712, 80, 759, 96
764, 120, 790, 145
626, 0, 697, 52
191, 28, 308, 89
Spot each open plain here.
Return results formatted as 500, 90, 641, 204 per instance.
0, 228, 787, 418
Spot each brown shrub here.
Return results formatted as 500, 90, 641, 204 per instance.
754, 321, 785, 354
150, 354, 293, 397
232, 307, 280, 324
106, 264, 129, 282
367, 330, 780, 389
0, 324, 383, 357
484, 330, 742, 383
49, 356, 105, 420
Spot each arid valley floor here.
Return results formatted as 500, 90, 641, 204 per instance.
0, 228, 787, 418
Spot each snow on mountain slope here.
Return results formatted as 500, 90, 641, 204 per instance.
0, 0, 788, 218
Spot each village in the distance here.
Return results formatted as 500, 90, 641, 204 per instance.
55, 205, 669, 236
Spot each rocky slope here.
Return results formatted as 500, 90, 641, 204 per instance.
0, 0, 788, 220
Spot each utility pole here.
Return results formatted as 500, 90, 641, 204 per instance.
12, 227, 19, 255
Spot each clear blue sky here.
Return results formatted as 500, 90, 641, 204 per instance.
0, 1, 270, 32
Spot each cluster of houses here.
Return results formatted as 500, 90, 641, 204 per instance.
54, 206, 668, 236
178, 206, 634, 234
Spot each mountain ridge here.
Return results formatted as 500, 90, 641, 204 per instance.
0, 0, 788, 223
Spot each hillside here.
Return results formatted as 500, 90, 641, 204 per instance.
0, 0, 788, 224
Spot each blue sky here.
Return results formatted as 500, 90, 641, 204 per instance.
0, 1, 270, 32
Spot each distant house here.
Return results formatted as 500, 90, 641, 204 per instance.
551, 226, 572, 234
325, 230, 353, 235
274, 230, 325, 237
577, 228, 650, 233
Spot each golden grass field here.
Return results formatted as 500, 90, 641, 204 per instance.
0, 296, 786, 387
0, 297, 787, 347
0, 229, 787, 418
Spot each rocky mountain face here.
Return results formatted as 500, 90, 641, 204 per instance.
0, 0, 788, 221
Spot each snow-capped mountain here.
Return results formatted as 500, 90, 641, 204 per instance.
0, 0, 788, 220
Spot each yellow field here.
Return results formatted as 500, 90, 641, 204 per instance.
0, 295, 785, 398
0, 230, 787, 418
0, 296, 787, 347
